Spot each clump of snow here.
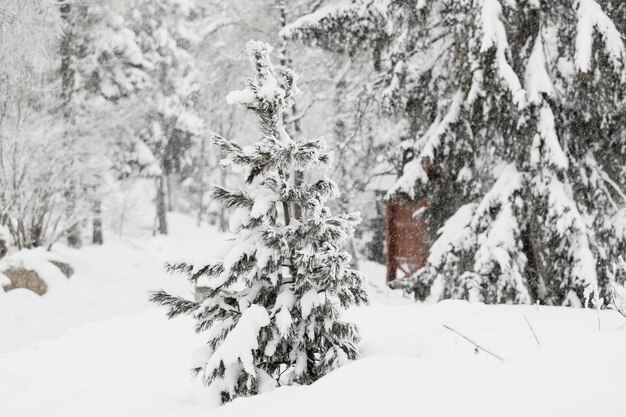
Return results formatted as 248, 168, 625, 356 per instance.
300, 289, 320, 317
134, 140, 162, 177
0, 248, 70, 294
258, 74, 282, 102
226, 89, 256, 105
204, 304, 270, 376
530, 105, 568, 170
524, 35, 555, 105
428, 203, 477, 269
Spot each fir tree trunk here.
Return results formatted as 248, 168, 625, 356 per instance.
156, 174, 168, 235
278, 0, 304, 221
92, 198, 103, 245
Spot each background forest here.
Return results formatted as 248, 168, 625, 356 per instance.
2, 0, 626, 306
0, 0, 394, 265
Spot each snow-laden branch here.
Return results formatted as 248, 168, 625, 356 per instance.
575, 0, 625, 73
479, 0, 526, 107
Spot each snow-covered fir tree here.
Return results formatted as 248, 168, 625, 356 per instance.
151, 40, 367, 403
127, 0, 204, 235
285, 0, 626, 306
69, 3, 156, 244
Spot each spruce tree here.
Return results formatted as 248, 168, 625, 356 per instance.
151, 40, 367, 403
284, 0, 626, 306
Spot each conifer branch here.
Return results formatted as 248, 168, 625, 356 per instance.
150, 290, 199, 319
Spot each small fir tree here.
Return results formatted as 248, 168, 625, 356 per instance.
151, 40, 367, 403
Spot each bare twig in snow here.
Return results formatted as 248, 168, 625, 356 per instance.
524, 315, 541, 346
610, 285, 626, 318
442, 324, 504, 362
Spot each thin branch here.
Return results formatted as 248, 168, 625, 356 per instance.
523, 315, 541, 346
443, 324, 504, 362
610, 285, 626, 318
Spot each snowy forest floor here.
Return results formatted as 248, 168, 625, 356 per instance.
2, 213, 626, 417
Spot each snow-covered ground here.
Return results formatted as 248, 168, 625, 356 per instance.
2, 213, 626, 417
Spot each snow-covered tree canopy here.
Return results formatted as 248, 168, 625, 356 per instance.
151, 40, 367, 403
0, 0, 61, 85
285, 0, 626, 306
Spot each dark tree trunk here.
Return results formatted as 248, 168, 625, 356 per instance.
67, 219, 82, 248
156, 175, 168, 235
30, 217, 44, 248
0, 234, 7, 259
60, 2, 82, 249
92, 198, 103, 245
167, 173, 175, 212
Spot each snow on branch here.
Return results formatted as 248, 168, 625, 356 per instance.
428, 203, 477, 270
470, 165, 531, 303
479, 0, 526, 107
530, 105, 568, 171
281, 0, 391, 52
524, 34, 556, 105
543, 176, 598, 303
388, 91, 463, 197
575, 0, 625, 73
204, 304, 270, 376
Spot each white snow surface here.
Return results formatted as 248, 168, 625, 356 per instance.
0, 247, 71, 292
2, 214, 626, 416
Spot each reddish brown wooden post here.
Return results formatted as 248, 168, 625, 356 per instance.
385, 203, 396, 283
385, 201, 429, 285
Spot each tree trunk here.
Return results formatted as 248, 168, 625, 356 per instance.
60, 2, 82, 249
92, 198, 103, 245
167, 173, 175, 212
0, 233, 7, 259
156, 175, 168, 235
278, 2, 303, 221
197, 136, 207, 227
67, 218, 82, 248
66, 180, 82, 248
30, 213, 45, 248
